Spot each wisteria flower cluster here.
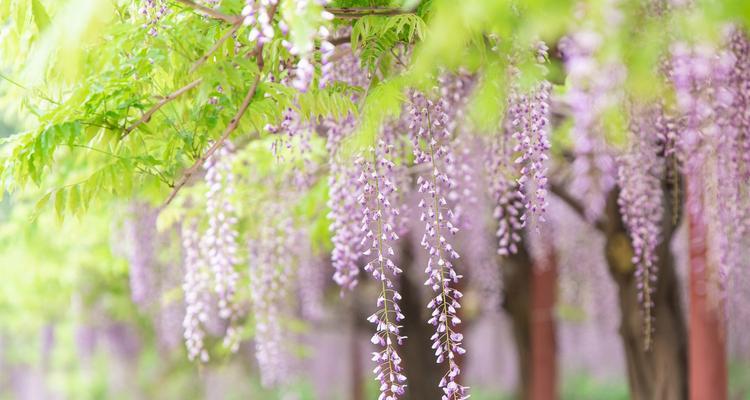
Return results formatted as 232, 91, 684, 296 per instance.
560, 30, 624, 221
487, 130, 524, 257
356, 141, 407, 399
201, 142, 241, 351
617, 105, 666, 349
181, 221, 211, 362
407, 90, 469, 400
326, 117, 365, 291
242, 0, 279, 45
508, 76, 552, 230
139, 0, 169, 37
249, 213, 298, 387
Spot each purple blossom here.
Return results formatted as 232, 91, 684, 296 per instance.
249, 213, 297, 387
407, 90, 469, 400
123, 205, 158, 308
617, 104, 666, 349
560, 31, 623, 221
487, 132, 524, 256
181, 221, 211, 362
357, 140, 407, 399
326, 117, 365, 291
508, 77, 552, 229
202, 142, 241, 352
139, 0, 168, 37
243, 0, 277, 45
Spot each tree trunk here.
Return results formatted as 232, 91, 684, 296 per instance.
398, 234, 444, 400
686, 177, 727, 400
530, 250, 558, 400
502, 242, 533, 400
603, 188, 688, 400
349, 298, 365, 400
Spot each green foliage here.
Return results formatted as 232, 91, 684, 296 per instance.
351, 14, 426, 72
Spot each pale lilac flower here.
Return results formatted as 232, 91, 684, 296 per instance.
407, 90, 469, 399
357, 141, 408, 399
201, 141, 241, 352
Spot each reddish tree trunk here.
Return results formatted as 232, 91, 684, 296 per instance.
687, 179, 727, 400
530, 251, 558, 400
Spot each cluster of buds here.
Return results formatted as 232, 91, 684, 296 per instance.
139, 0, 168, 37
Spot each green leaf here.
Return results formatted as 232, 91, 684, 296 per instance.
67, 185, 82, 215
31, 0, 51, 32
54, 189, 66, 222
30, 192, 52, 222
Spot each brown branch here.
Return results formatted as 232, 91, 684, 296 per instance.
325, 7, 416, 18
161, 75, 260, 208
329, 35, 351, 46
122, 78, 203, 138
190, 23, 241, 74
161, 3, 280, 208
172, 0, 242, 24
549, 183, 608, 233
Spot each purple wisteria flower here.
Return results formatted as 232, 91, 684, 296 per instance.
560, 31, 623, 221
487, 131, 524, 256
357, 140, 407, 400
617, 105, 666, 349
326, 117, 365, 291
243, 0, 277, 45
139, 0, 168, 37
249, 213, 297, 387
508, 76, 552, 230
407, 90, 469, 400
181, 221, 211, 362
202, 142, 241, 352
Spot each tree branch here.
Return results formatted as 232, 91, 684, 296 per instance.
161, 75, 260, 208
325, 7, 416, 18
122, 78, 203, 139
161, 3, 280, 208
190, 23, 241, 74
172, 0, 242, 24
330, 35, 351, 46
549, 183, 608, 233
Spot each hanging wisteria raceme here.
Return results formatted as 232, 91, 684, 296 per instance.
326, 118, 365, 291
277, 0, 335, 92
243, 0, 278, 45
139, 0, 168, 37
560, 30, 623, 222
328, 39, 370, 89
356, 140, 407, 400
181, 221, 211, 363
440, 72, 478, 230
296, 239, 327, 321
723, 27, 750, 337
201, 141, 241, 352
456, 138, 503, 311
507, 44, 552, 230
407, 90, 469, 400
727, 28, 750, 183
669, 41, 736, 298
617, 105, 666, 349
716, 28, 750, 284
324, 46, 371, 291
249, 213, 298, 387
486, 128, 524, 256
439, 71, 504, 310
119, 204, 158, 308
